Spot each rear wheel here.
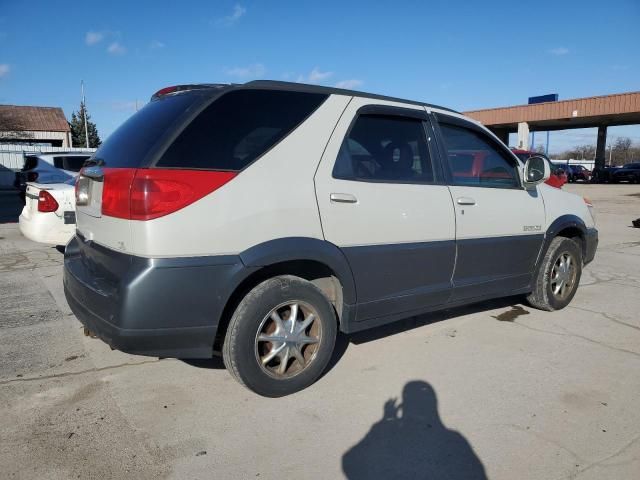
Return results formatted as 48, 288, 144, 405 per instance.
527, 237, 582, 311
222, 275, 337, 397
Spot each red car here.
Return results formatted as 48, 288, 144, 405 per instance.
511, 149, 568, 188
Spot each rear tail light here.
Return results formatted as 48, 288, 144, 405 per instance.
38, 190, 59, 213
101, 168, 236, 220
27, 172, 39, 182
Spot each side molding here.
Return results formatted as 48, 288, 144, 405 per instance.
239, 237, 357, 305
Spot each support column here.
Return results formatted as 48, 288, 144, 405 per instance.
595, 125, 607, 170
517, 122, 530, 150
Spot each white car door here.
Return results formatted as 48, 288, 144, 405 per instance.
433, 113, 546, 301
314, 99, 456, 322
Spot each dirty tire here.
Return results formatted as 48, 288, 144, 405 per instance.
222, 275, 337, 397
527, 236, 582, 311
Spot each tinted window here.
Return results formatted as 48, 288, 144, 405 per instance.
53, 156, 90, 172
157, 90, 327, 171
93, 93, 202, 168
440, 123, 518, 188
333, 114, 434, 183
22, 156, 38, 171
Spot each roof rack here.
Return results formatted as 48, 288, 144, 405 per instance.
243, 80, 459, 113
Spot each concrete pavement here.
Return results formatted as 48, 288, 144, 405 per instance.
1, 184, 639, 479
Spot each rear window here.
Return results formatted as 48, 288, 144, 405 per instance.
92, 93, 202, 168
53, 156, 90, 172
22, 156, 38, 171
156, 89, 327, 171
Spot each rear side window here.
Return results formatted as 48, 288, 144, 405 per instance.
157, 90, 328, 171
93, 93, 201, 168
22, 156, 38, 171
53, 156, 90, 172
332, 114, 434, 183
439, 123, 519, 188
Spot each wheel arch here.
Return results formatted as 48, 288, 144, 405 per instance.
545, 215, 588, 260
213, 238, 356, 352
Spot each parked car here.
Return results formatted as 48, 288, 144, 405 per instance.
590, 165, 616, 183
563, 164, 592, 183
19, 178, 77, 246
63, 81, 598, 397
14, 152, 90, 203
511, 150, 567, 188
611, 162, 640, 183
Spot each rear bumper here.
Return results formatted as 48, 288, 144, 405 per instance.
584, 227, 598, 265
19, 212, 74, 246
63, 236, 253, 358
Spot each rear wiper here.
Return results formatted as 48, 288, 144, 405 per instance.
84, 158, 104, 168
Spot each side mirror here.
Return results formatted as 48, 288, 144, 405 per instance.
523, 155, 550, 187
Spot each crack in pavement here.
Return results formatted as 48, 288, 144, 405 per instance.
509, 321, 640, 359
552, 433, 640, 480
0, 358, 171, 386
568, 305, 640, 332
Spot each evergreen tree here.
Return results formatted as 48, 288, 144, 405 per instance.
69, 102, 101, 148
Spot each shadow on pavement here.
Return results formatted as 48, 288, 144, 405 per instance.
0, 190, 22, 224
342, 380, 487, 479
349, 295, 522, 345
180, 296, 523, 378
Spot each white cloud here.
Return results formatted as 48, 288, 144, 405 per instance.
335, 79, 363, 89
219, 4, 246, 26
549, 47, 569, 56
224, 63, 266, 78
297, 67, 333, 84
107, 42, 126, 55
150, 40, 165, 49
0, 63, 10, 78
85, 31, 104, 45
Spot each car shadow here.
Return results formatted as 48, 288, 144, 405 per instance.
181, 295, 524, 376
0, 190, 23, 224
342, 380, 487, 479
348, 295, 523, 345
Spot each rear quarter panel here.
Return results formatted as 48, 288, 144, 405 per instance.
129, 94, 352, 257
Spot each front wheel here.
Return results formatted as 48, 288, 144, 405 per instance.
527, 237, 582, 311
222, 275, 337, 397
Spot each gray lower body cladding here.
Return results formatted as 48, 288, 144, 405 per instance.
63, 235, 253, 358
584, 227, 598, 265
63, 229, 598, 359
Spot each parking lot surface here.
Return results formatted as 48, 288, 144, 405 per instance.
1, 185, 639, 479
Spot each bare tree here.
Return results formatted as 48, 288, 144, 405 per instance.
613, 137, 632, 165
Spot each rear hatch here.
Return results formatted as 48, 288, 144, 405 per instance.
74, 89, 215, 251
74, 84, 329, 259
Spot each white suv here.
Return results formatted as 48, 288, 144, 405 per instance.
63, 81, 598, 397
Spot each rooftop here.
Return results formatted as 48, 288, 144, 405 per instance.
0, 105, 70, 132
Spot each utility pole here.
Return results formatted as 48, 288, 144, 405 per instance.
81, 81, 90, 148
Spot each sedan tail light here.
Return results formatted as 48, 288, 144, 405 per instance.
38, 190, 59, 212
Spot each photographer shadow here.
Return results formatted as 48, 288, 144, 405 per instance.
342, 381, 487, 479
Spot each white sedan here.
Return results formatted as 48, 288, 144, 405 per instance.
19, 179, 76, 246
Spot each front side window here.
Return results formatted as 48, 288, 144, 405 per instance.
333, 114, 434, 183
439, 123, 519, 188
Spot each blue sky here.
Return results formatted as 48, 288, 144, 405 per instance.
0, 0, 638, 155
